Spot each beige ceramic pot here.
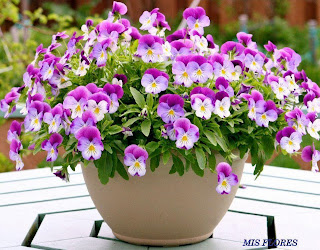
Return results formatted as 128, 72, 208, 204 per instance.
82, 153, 247, 246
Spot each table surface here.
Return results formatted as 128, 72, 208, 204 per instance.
0, 164, 319, 250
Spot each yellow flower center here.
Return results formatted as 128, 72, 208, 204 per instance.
61, 78, 66, 83
196, 69, 202, 76
219, 106, 224, 111
288, 140, 293, 146
221, 69, 226, 75
147, 49, 153, 56
147, 19, 151, 24
51, 148, 55, 154
200, 105, 206, 112
151, 82, 157, 88
94, 107, 100, 114
100, 52, 105, 59
290, 81, 294, 85
251, 107, 255, 113
48, 69, 52, 75
195, 22, 199, 29
168, 109, 175, 116
292, 125, 297, 130
261, 114, 267, 120
80, 66, 84, 71
221, 180, 228, 187
52, 120, 56, 126
182, 72, 188, 78
231, 72, 236, 76
34, 118, 39, 125
312, 128, 315, 132
182, 135, 188, 142
76, 105, 81, 113
279, 87, 283, 92
134, 161, 141, 168
252, 61, 257, 66
89, 144, 95, 152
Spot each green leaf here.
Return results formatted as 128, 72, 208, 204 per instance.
146, 94, 154, 109
141, 119, 151, 137
104, 144, 113, 154
214, 133, 228, 152
195, 147, 206, 170
204, 130, 217, 146
146, 141, 159, 153
108, 125, 123, 135
172, 154, 184, 176
169, 164, 177, 174
94, 152, 113, 184
116, 157, 129, 180
261, 136, 275, 160
123, 117, 140, 127
208, 153, 216, 171
150, 154, 161, 172
162, 150, 171, 165
191, 162, 204, 177
130, 87, 146, 108
193, 116, 203, 132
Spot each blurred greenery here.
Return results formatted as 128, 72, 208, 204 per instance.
0, 152, 14, 172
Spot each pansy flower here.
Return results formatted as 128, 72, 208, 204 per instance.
284, 73, 299, 92
164, 123, 176, 141
141, 68, 169, 94
220, 41, 245, 61
137, 35, 163, 63
306, 112, 320, 140
9, 139, 24, 170
157, 94, 185, 123
186, 55, 213, 83
173, 118, 199, 150
183, 7, 210, 35
124, 144, 148, 177
214, 92, 231, 118
172, 55, 193, 87
7, 120, 22, 142
139, 11, 157, 31
285, 108, 309, 135
43, 104, 63, 133
112, 74, 127, 87
70, 110, 97, 136
236, 32, 257, 50
41, 133, 63, 162
0, 87, 21, 118
276, 127, 302, 154
74, 60, 90, 76
103, 83, 124, 113
63, 86, 91, 119
244, 52, 264, 73
191, 94, 214, 120
40, 61, 55, 81
302, 143, 320, 172
24, 101, 51, 132
215, 77, 234, 97
90, 41, 109, 67
271, 78, 290, 100
87, 93, 111, 121
76, 126, 104, 160
112, 1, 127, 15
255, 100, 278, 127
216, 162, 239, 195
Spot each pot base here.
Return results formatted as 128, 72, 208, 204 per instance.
113, 231, 213, 246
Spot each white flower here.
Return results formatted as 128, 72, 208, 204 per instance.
214, 97, 231, 118
307, 119, 320, 140
285, 74, 299, 92
194, 36, 208, 52
307, 98, 320, 113
87, 100, 108, 122
192, 97, 214, 120
74, 61, 90, 76
271, 78, 290, 100
139, 11, 157, 31
280, 132, 302, 154
230, 65, 242, 81
81, 24, 89, 41
162, 41, 172, 57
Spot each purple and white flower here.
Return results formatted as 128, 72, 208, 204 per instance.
137, 35, 163, 63
24, 101, 50, 132
244, 53, 264, 73
112, 74, 127, 87
277, 127, 302, 154
124, 144, 148, 177
191, 94, 214, 120
87, 93, 111, 121
70, 110, 97, 136
255, 100, 278, 127
173, 118, 199, 150
139, 11, 157, 31
41, 133, 63, 162
183, 7, 210, 35
141, 68, 169, 94
172, 55, 193, 87
306, 112, 320, 140
76, 126, 104, 160
43, 104, 63, 133
214, 92, 231, 118
7, 120, 22, 142
63, 86, 91, 119
216, 162, 239, 195
302, 143, 320, 172
186, 55, 213, 83
157, 94, 185, 123
9, 139, 24, 170
103, 84, 123, 113
271, 78, 290, 100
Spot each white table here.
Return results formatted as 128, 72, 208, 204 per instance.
0, 164, 319, 249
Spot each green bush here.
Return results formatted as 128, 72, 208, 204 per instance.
0, 152, 14, 173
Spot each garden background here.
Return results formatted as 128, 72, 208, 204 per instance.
1, 0, 319, 172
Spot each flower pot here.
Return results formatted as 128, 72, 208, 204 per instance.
82, 153, 247, 246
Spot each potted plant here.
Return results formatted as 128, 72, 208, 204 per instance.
1, 1, 320, 246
